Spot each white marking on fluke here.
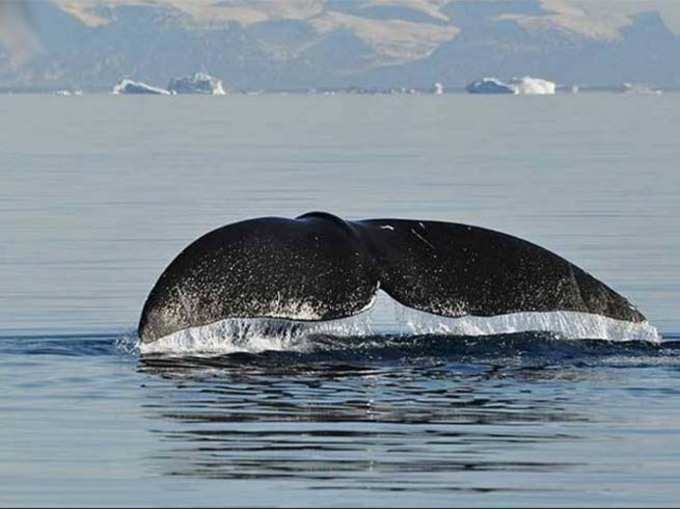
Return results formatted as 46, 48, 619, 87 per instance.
410, 228, 435, 249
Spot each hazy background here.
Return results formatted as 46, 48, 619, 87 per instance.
2, 0, 680, 91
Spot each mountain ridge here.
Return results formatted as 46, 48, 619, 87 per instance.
1, 0, 679, 90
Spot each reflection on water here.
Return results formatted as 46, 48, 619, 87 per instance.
3, 332, 680, 505
140, 363, 581, 485
135, 334, 680, 488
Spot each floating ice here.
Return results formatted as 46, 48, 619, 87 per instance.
466, 76, 556, 95
113, 79, 171, 95
55, 89, 83, 96
167, 72, 227, 95
466, 77, 517, 94
511, 76, 556, 95
621, 83, 662, 95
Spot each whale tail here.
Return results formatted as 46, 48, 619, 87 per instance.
138, 212, 645, 343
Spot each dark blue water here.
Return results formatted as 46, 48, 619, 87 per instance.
1, 94, 679, 506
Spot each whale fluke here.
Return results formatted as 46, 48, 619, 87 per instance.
355, 219, 643, 323
138, 212, 646, 343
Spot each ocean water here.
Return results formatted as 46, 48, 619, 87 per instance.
1, 93, 680, 507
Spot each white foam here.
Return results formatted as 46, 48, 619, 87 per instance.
397, 308, 659, 341
139, 292, 659, 355
139, 313, 374, 355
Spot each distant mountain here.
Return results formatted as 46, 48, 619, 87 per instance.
1, 0, 679, 90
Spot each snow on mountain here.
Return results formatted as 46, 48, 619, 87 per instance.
2, 0, 680, 90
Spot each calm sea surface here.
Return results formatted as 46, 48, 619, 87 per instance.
1, 94, 679, 507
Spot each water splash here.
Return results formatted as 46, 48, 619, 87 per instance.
139, 313, 376, 355
138, 292, 660, 355
114, 331, 141, 356
397, 307, 660, 342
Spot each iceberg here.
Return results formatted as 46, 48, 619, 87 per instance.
112, 79, 171, 95
467, 76, 556, 95
621, 82, 662, 95
466, 77, 517, 94
167, 72, 227, 95
511, 76, 556, 95
55, 89, 83, 96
